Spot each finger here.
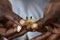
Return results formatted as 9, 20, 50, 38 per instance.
31, 23, 38, 30
19, 19, 26, 26
50, 28, 60, 34
47, 34, 60, 40
5, 25, 22, 37
8, 26, 28, 40
0, 28, 6, 36
27, 23, 39, 31
27, 24, 32, 31
0, 24, 4, 28
30, 23, 47, 32
4, 10, 25, 26
30, 32, 51, 40
2, 25, 22, 37
52, 23, 60, 28
5, 27, 17, 37
0, 27, 18, 37
0, 22, 17, 37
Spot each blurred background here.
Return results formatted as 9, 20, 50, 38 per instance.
4, 0, 50, 40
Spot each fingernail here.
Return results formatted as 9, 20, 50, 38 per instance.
17, 25, 22, 32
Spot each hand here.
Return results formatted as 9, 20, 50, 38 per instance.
30, 32, 60, 40
30, 26, 60, 40
0, 0, 27, 38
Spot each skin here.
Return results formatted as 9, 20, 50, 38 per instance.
30, 32, 60, 40
7, 0, 60, 40
0, 0, 60, 40
28, 0, 60, 32
0, 0, 26, 38
28, 0, 60, 40
30, 26, 60, 40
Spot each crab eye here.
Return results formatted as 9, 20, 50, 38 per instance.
26, 16, 28, 19
30, 16, 32, 19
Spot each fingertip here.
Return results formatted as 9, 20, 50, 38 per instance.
31, 23, 38, 30
19, 19, 26, 26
